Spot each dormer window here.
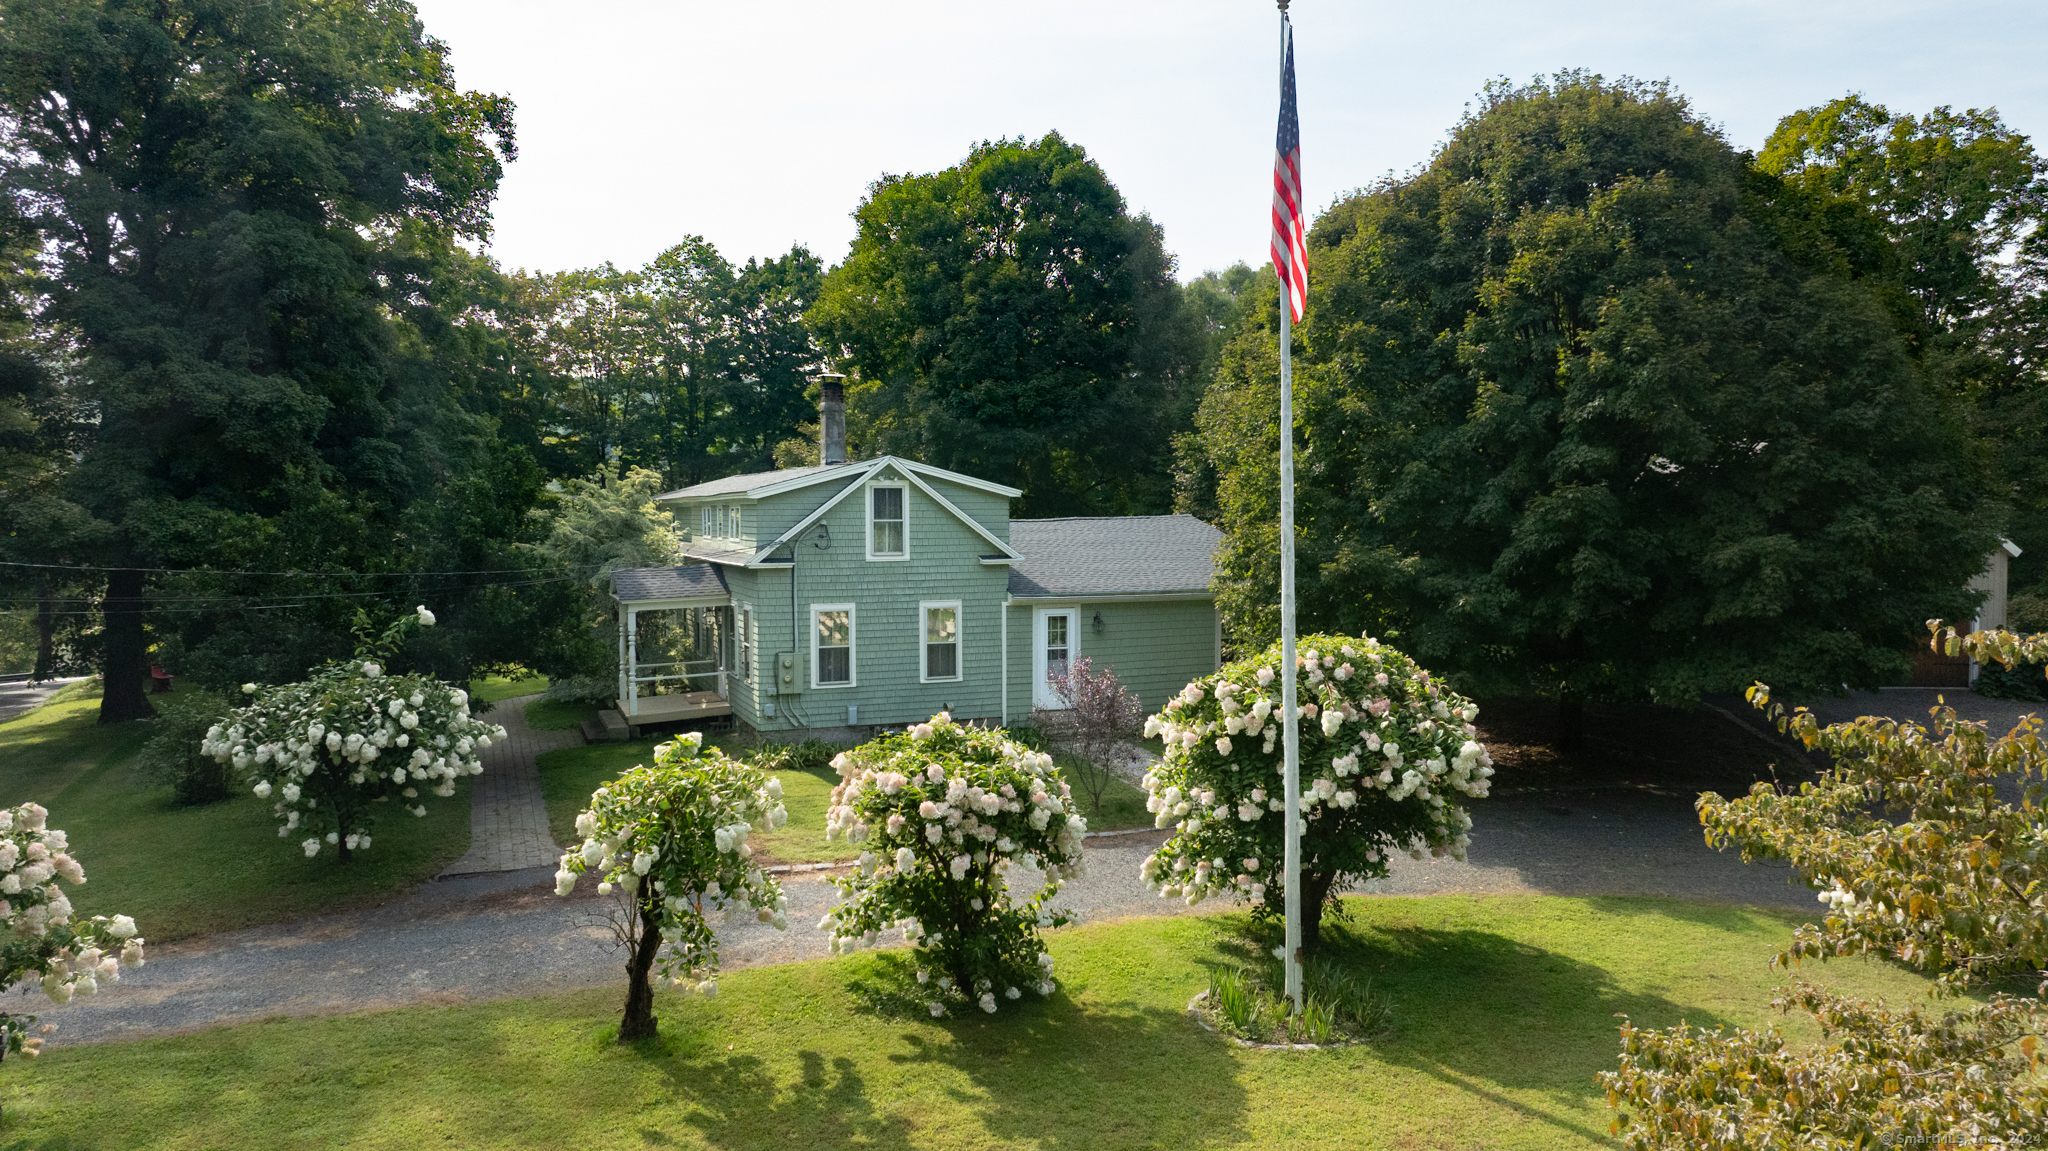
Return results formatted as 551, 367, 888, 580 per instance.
867, 484, 906, 560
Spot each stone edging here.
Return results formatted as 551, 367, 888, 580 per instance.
1185, 990, 1343, 1052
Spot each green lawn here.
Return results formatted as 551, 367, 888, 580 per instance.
0, 683, 472, 943
539, 735, 849, 864
470, 672, 546, 705
525, 696, 600, 732
10, 895, 1953, 1149
540, 739, 1153, 866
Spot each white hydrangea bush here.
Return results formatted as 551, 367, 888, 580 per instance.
819, 713, 1085, 1017
1140, 633, 1493, 948
201, 606, 503, 861
0, 803, 144, 1065
555, 732, 789, 1041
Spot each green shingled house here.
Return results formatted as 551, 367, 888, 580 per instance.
607, 391, 1222, 737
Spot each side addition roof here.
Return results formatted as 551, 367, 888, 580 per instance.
612, 564, 730, 605
1007, 516, 1223, 600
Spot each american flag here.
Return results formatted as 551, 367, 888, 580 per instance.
1270, 18, 1307, 323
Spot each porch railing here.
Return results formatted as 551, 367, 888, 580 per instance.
627, 657, 726, 703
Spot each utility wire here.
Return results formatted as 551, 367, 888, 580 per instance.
0, 559, 573, 578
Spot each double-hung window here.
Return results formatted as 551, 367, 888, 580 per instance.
921, 601, 961, 682
812, 604, 855, 688
867, 485, 906, 559
726, 504, 741, 540
700, 506, 714, 538
740, 608, 752, 682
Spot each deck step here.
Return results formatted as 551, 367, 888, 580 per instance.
595, 709, 632, 742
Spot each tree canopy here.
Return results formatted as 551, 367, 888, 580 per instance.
809, 133, 1205, 516
0, 0, 527, 717
1183, 73, 1996, 728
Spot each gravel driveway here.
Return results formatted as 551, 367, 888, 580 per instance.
47, 782, 1811, 1047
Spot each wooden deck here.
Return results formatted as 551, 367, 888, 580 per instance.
620, 690, 732, 724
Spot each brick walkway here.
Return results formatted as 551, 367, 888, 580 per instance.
440, 695, 580, 876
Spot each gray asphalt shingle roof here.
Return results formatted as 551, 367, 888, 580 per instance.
655, 463, 857, 501
1007, 516, 1221, 599
612, 565, 729, 604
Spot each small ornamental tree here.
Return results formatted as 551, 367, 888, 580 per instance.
555, 732, 790, 1042
201, 608, 503, 862
819, 714, 1086, 1016
1035, 656, 1147, 817
1601, 622, 2048, 1146
0, 803, 144, 1124
1140, 634, 1493, 951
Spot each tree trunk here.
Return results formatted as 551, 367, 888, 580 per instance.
32, 575, 53, 683
618, 893, 662, 1042
98, 568, 155, 724
1555, 690, 1585, 753
1300, 868, 1336, 956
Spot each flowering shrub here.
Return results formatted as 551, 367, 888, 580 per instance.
201, 607, 503, 862
1139, 633, 1492, 950
1034, 657, 1146, 817
0, 803, 143, 1102
1602, 622, 2048, 1146
819, 713, 1086, 1016
555, 732, 790, 1041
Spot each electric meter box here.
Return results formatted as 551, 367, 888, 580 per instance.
775, 651, 798, 693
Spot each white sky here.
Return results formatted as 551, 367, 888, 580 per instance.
411, 0, 2048, 280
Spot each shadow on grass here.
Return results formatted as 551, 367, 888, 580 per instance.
673, 952, 1253, 1151
665, 1048, 915, 1151
1201, 909, 1734, 1144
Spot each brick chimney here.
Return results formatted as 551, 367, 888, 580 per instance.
819, 373, 847, 465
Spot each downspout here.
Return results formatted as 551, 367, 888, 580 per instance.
1000, 592, 1010, 728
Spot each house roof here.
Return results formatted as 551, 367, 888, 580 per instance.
656, 456, 1023, 502
655, 463, 853, 501
1007, 516, 1222, 600
612, 564, 729, 604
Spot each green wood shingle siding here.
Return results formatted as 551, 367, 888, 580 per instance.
1006, 598, 1220, 723
725, 463, 1007, 732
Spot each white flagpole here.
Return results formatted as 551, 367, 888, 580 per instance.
1276, 2, 1303, 1014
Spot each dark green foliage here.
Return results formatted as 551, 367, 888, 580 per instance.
1188, 73, 1994, 709
136, 693, 234, 805
0, 0, 557, 717
500, 241, 825, 487
810, 133, 1206, 515
750, 738, 841, 776
1761, 96, 2048, 610
1975, 663, 2048, 701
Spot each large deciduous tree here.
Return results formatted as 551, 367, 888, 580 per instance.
809, 133, 1204, 516
0, 0, 516, 721
1186, 74, 1994, 740
1760, 96, 2048, 598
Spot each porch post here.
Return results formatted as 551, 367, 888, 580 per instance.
617, 604, 628, 712
626, 609, 639, 718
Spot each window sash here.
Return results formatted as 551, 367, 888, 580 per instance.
815, 608, 852, 685
924, 605, 959, 681
870, 486, 905, 556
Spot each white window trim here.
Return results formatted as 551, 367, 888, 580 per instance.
728, 504, 742, 542
810, 602, 857, 690
919, 599, 964, 684
1032, 606, 1079, 710
740, 606, 752, 683
865, 482, 909, 561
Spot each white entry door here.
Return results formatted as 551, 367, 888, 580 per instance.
1032, 608, 1076, 709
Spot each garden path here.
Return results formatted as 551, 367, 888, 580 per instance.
439, 694, 576, 876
